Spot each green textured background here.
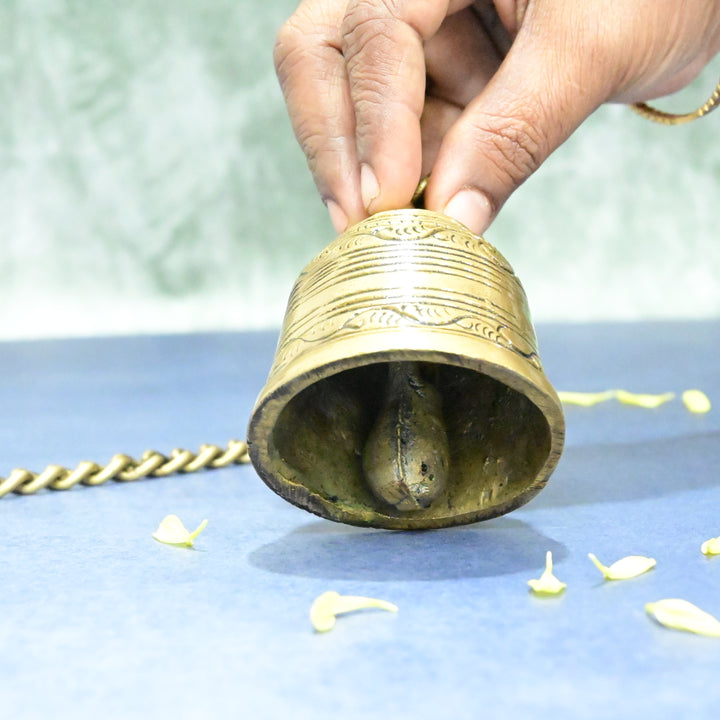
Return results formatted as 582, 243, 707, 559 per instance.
3, 0, 719, 339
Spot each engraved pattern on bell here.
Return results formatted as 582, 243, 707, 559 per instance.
272, 210, 541, 382
248, 209, 565, 530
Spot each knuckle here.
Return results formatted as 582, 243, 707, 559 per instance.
296, 129, 353, 200
297, 128, 325, 166
273, 19, 306, 80
296, 125, 344, 171
342, 0, 398, 58
343, 0, 394, 31
473, 113, 546, 186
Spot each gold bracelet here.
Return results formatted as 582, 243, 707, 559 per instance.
631, 76, 720, 125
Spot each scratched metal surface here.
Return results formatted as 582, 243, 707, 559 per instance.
0, 321, 718, 719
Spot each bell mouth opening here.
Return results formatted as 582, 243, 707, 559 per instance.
268, 359, 553, 529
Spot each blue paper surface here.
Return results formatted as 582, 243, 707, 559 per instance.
0, 322, 718, 720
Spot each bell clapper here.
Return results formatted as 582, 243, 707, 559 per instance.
362, 362, 450, 512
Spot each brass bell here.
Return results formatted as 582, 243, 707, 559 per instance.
247, 208, 565, 530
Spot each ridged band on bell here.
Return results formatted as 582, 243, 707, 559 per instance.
247, 209, 565, 530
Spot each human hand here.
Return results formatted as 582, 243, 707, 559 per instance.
274, 0, 720, 235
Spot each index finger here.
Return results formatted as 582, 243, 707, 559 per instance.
274, 0, 367, 231
342, 0, 474, 213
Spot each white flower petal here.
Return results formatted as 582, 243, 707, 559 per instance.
558, 389, 674, 409
701, 536, 720, 556
588, 553, 656, 580
683, 389, 711, 414
310, 591, 398, 633
152, 514, 208, 547
557, 391, 615, 407
646, 599, 720, 637
614, 390, 675, 409
528, 551, 566, 595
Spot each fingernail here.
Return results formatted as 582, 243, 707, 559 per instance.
326, 200, 348, 234
443, 189, 493, 235
360, 163, 380, 212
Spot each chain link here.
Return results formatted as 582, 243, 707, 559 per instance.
631, 76, 720, 125
0, 440, 250, 499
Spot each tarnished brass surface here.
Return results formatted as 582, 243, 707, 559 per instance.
247, 209, 565, 530
362, 361, 450, 511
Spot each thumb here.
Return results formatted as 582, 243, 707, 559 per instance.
425, 16, 612, 235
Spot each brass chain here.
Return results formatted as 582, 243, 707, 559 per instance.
0, 439, 250, 500
631, 76, 720, 125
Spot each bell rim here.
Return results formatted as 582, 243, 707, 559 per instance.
247, 342, 565, 530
